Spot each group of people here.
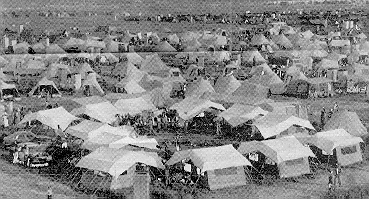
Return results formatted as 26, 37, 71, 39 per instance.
111, 109, 181, 135
320, 102, 339, 129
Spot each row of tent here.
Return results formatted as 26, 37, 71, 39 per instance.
74, 128, 363, 190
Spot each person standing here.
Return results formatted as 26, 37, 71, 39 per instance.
320, 107, 326, 129
328, 169, 334, 193
13, 108, 21, 125
333, 163, 342, 187
47, 186, 53, 199
333, 102, 339, 112
2, 112, 9, 128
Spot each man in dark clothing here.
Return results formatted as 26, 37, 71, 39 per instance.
321, 107, 326, 128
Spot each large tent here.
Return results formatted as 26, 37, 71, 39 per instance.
242, 50, 267, 64
218, 104, 269, 127
238, 136, 315, 178
253, 113, 315, 139
303, 129, 364, 166
154, 41, 177, 52
166, 145, 252, 190
324, 110, 368, 138
65, 120, 105, 140
122, 53, 144, 66
109, 136, 159, 150
170, 97, 225, 121
19, 107, 78, 131
28, 77, 62, 97
76, 147, 164, 189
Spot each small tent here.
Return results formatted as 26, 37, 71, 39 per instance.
214, 75, 241, 95
0, 80, 20, 100
154, 41, 177, 52
65, 120, 105, 140
28, 77, 62, 97
166, 145, 252, 190
80, 73, 105, 95
238, 136, 315, 178
140, 53, 170, 74
185, 78, 215, 98
232, 81, 271, 99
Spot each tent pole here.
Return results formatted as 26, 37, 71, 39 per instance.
86, 173, 99, 194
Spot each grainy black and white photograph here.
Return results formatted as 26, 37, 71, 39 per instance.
1, 0, 369, 198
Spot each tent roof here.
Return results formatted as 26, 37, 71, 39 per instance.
324, 110, 368, 137
81, 73, 105, 95
66, 120, 104, 140
166, 144, 252, 172
185, 78, 215, 98
76, 147, 164, 177
19, 107, 78, 131
123, 80, 146, 94
242, 50, 266, 63
170, 97, 225, 120
214, 75, 241, 95
154, 41, 177, 52
238, 136, 315, 163
46, 44, 66, 54
123, 53, 144, 66
140, 53, 170, 74
312, 129, 364, 153
84, 101, 121, 124
250, 34, 270, 46
109, 136, 158, 150
201, 92, 274, 105
254, 113, 315, 139
271, 34, 293, 49
114, 97, 157, 115
232, 81, 271, 99
0, 80, 16, 90
218, 104, 269, 127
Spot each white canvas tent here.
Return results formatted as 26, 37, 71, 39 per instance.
305, 129, 364, 166
170, 97, 225, 121
238, 136, 315, 178
254, 113, 315, 139
72, 101, 121, 124
213, 75, 241, 95
28, 77, 62, 97
109, 136, 158, 150
19, 107, 78, 131
65, 120, 105, 140
166, 145, 252, 190
218, 104, 269, 127
324, 110, 368, 138
76, 147, 164, 189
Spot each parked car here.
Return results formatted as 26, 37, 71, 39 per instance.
3, 131, 53, 147
16, 142, 52, 168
